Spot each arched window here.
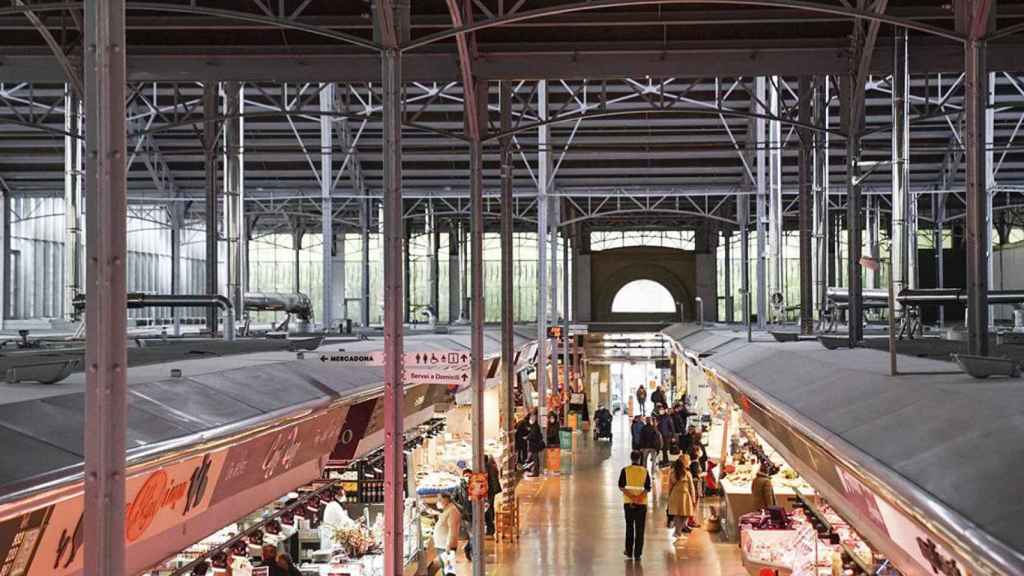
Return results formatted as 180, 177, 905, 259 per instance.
611, 280, 676, 313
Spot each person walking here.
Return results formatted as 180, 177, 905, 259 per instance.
639, 417, 662, 470
667, 454, 697, 542
635, 386, 648, 416
433, 493, 462, 576
618, 450, 652, 561
630, 415, 645, 451
514, 416, 531, 468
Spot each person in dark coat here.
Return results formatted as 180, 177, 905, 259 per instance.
639, 417, 662, 470
630, 415, 645, 451
650, 386, 667, 410
514, 417, 531, 468
483, 454, 503, 535
526, 413, 545, 476
546, 411, 561, 447
657, 409, 677, 466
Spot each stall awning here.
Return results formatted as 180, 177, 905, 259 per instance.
664, 324, 1024, 576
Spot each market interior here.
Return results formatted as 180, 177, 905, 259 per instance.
3, 3, 1024, 576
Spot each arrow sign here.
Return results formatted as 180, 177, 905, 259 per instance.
315, 351, 384, 366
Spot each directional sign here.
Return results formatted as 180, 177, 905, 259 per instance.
317, 351, 384, 366
406, 350, 472, 368
402, 366, 471, 387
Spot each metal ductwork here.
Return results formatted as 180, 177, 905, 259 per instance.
73, 293, 236, 341
243, 292, 313, 319
826, 287, 1024, 307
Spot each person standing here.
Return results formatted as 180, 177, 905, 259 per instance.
656, 408, 677, 466
275, 553, 303, 576
618, 450, 652, 561
526, 413, 545, 477
433, 493, 463, 576
259, 545, 285, 576
484, 454, 503, 536
514, 416, 531, 468
751, 460, 777, 511
667, 454, 696, 542
635, 386, 648, 416
650, 385, 666, 410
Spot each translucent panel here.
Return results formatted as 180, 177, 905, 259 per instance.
611, 280, 676, 313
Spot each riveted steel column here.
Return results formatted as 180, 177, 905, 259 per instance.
966, 24, 991, 355
203, 83, 219, 334
562, 231, 570, 395
381, 44, 406, 576
83, 0, 127, 573
536, 79, 550, 431
321, 82, 335, 329
754, 77, 768, 328
549, 197, 559, 391
469, 78, 487, 576
891, 28, 910, 318
812, 76, 830, 324
767, 77, 784, 323
798, 76, 813, 335
500, 81, 515, 437
845, 73, 864, 347
361, 198, 371, 327
64, 89, 83, 321
224, 82, 244, 321
724, 229, 734, 323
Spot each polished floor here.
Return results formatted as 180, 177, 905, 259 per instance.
459, 414, 745, 575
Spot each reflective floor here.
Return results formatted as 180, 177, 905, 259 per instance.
459, 414, 745, 575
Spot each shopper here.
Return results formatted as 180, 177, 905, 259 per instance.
526, 413, 545, 477
275, 553, 303, 576
630, 415, 645, 451
639, 417, 662, 470
618, 450, 652, 561
679, 424, 697, 456
751, 460, 777, 511
657, 408, 678, 466
433, 493, 462, 576
667, 454, 696, 541
484, 454, 503, 536
651, 385, 667, 410
258, 544, 284, 576
635, 386, 648, 416
546, 411, 561, 447
514, 416, 531, 468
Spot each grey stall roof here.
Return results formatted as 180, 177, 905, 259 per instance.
0, 327, 530, 493
669, 326, 1024, 563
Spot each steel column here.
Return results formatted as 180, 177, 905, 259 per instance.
64, 88, 83, 321
867, 196, 880, 289
724, 230, 734, 323
985, 71, 995, 327
83, 0, 127, 573
891, 28, 910, 319
403, 223, 411, 323
224, 82, 244, 321
845, 74, 864, 346
381, 44, 406, 576
0, 183, 8, 328
203, 82, 219, 334
320, 82, 335, 329
499, 80, 515, 438
562, 232, 570, 398
293, 228, 303, 294
754, 77, 768, 328
428, 203, 439, 318
812, 76, 831, 324
449, 219, 460, 324
468, 78, 487, 576
798, 76, 813, 335
549, 198, 559, 390
767, 77, 784, 323
934, 194, 946, 326
965, 26, 991, 355
170, 200, 182, 336
536, 79, 550, 430
361, 199, 371, 327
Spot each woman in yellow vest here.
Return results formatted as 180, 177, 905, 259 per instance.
618, 450, 652, 561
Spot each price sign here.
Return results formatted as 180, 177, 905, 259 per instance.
467, 472, 489, 501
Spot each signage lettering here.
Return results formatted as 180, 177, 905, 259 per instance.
52, 514, 82, 570
184, 454, 212, 515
